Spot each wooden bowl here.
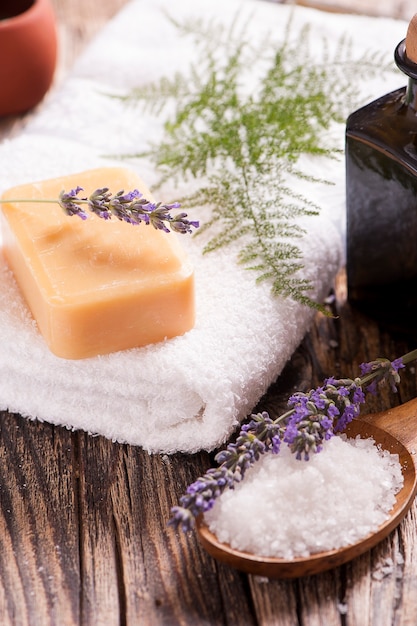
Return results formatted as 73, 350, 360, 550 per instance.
196, 399, 417, 579
0, 0, 58, 116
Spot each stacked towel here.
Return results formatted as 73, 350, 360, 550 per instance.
0, 0, 406, 453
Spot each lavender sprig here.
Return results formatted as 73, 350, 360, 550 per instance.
58, 186, 199, 234
169, 348, 417, 531
1, 187, 199, 234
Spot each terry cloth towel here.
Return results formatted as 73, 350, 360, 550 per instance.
0, 0, 407, 453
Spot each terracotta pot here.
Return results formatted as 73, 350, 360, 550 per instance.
0, 0, 58, 116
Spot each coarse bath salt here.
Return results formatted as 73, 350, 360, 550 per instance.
204, 435, 404, 559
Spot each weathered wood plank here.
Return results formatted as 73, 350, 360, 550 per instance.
0, 415, 81, 625
398, 507, 417, 626
249, 577, 301, 626
294, 0, 415, 20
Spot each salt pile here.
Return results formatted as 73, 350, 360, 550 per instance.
204, 436, 404, 558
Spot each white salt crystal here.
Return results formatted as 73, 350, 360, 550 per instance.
204, 435, 404, 558
337, 602, 348, 615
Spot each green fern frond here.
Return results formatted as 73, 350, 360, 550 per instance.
116, 10, 394, 312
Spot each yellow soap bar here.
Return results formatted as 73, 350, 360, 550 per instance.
0, 167, 195, 359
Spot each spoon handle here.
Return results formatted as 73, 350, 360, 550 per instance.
361, 396, 417, 454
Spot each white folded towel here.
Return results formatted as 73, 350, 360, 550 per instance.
0, 0, 406, 452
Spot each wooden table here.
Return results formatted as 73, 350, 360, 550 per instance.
1, 1, 417, 624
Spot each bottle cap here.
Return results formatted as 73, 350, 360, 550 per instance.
406, 14, 417, 64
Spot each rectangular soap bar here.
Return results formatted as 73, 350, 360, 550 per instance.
0, 167, 195, 359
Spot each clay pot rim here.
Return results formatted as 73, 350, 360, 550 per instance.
0, 0, 44, 30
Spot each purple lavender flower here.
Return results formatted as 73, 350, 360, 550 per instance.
87, 187, 113, 219
119, 189, 142, 203
392, 358, 405, 372
58, 187, 88, 220
360, 357, 405, 393
146, 203, 172, 233
169, 350, 417, 531
57, 185, 199, 234
169, 467, 235, 532
359, 362, 373, 375
169, 213, 200, 234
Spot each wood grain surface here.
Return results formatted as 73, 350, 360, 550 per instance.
1, 1, 417, 625
293, 0, 415, 19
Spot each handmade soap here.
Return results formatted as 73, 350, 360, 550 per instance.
0, 167, 195, 359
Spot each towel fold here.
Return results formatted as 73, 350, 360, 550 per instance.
0, 0, 406, 453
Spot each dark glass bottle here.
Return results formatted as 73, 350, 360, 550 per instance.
346, 22, 417, 338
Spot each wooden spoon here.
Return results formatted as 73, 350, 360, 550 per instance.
196, 397, 417, 579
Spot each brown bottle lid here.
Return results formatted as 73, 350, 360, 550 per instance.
406, 14, 417, 64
